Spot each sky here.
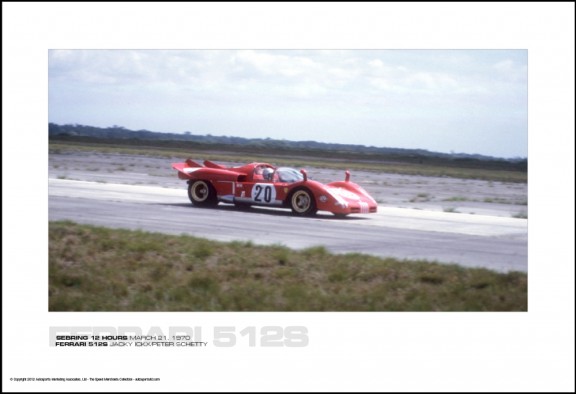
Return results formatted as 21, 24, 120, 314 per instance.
49, 49, 528, 158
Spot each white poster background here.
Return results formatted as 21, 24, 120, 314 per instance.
3, 2, 574, 392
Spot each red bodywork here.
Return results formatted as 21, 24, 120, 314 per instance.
172, 159, 378, 216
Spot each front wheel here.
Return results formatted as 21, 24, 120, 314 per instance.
289, 188, 317, 216
188, 180, 218, 207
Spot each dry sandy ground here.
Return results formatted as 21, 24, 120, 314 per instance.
49, 151, 527, 218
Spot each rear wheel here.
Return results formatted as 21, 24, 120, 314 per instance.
188, 180, 218, 207
289, 188, 317, 216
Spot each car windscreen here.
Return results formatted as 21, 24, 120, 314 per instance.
275, 167, 304, 183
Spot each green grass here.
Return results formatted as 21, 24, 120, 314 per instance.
443, 207, 460, 213
49, 140, 527, 183
484, 197, 528, 205
49, 221, 527, 311
443, 196, 469, 202
409, 193, 432, 202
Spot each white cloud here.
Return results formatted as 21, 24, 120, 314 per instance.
493, 59, 515, 72
368, 59, 384, 68
405, 71, 460, 91
235, 50, 321, 78
492, 59, 528, 83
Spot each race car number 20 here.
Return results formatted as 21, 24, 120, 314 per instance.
252, 184, 276, 203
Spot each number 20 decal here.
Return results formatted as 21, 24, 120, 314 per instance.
252, 184, 276, 203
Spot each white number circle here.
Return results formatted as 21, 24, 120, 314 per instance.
252, 184, 276, 204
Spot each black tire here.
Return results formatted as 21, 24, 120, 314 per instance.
289, 188, 317, 216
188, 180, 218, 207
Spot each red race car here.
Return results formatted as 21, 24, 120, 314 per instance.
172, 159, 378, 217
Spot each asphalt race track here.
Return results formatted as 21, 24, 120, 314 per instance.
49, 178, 528, 273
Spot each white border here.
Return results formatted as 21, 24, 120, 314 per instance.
3, 3, 575, 392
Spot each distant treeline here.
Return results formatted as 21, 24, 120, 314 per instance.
49, 123, 527, 172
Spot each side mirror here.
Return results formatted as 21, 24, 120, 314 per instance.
300, 169, 308, 182
345, 170, 350, 182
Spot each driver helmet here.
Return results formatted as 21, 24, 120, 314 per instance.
262, 168, 274, 181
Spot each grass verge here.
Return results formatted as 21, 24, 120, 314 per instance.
49, 221, 527, 311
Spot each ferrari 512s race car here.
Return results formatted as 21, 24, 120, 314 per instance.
172, 159, 378, 217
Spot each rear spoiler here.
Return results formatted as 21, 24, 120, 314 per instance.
185, 158, 203, 167
173, 158, 230, 177
183, 159, 227, 169
203, 160, 227, 169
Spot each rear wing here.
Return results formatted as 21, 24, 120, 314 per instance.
181, 158, 227, 169
172, 159, 244, 181
203, 160, 226, 169
185, 158, 203, 167
172, 161, 202, 179
173, 159, 226, 172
